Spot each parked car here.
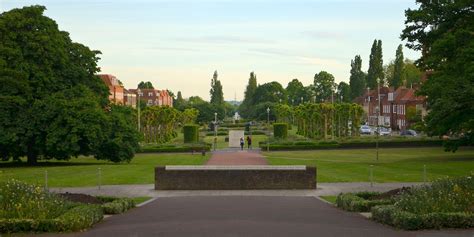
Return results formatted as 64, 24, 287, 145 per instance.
400, 129, 417, 136
375, 127, 391, 136
360, 125, 372, 135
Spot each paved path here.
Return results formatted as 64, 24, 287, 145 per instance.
56, 196, 472, 237
52, 182, 426, 198
205, 149, 268, 165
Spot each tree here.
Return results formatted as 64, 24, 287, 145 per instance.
337, 82, 351, 102
210, 70, 224, 105
401, 0, 474, 151
403, 59, 422, 87
286, 79, 309, 105
253, 81, 287, 105
313, 71, 336, 102
137, 81, 154, 89
367, 39, 384, 89
349, 55, 366, 99
391, 44, 404, 89
0, 6, 139, 164
239, 72, 258, 117
174, 91, 186, 110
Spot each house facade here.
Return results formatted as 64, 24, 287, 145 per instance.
98, 74, 125, 104
356, 86, 426, 130
128, 89, 173, 107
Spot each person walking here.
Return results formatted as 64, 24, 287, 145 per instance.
240, 137, 244, 151
246, 136, 252, 150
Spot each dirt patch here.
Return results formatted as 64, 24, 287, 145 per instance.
59, 192, 103, 204
369, 187, 411, 200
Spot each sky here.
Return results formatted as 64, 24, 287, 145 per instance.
1, 0, 421, 101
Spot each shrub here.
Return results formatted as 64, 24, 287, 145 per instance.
371, 176, 474, 230
0, 204, 103, 233
183, 124, 199, 143
0, 179, 70, 219
273, 123, 288, 139
97, 196, 135, 214
336, 192, 393, 212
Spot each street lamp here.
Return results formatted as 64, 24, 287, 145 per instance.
266, 107, 270, 152
137, 88, 141, 131
301, 96, 304, 104
376, 79, 381, 161
214, 112, 217, 151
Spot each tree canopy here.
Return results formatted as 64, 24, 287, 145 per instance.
367, 39, 384, 89
0, 6, 139, 164
286, 79, 310, 105
401, 0, 474, 151
137, 81, 154, 89
210, 70, 224, 105
349, 55, 366, 99
313, 71, 336, 102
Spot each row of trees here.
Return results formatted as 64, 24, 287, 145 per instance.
0, 6, 140, 164
273, 103, 364, 139
349, 40, 423, 99
140, 106, 198, 143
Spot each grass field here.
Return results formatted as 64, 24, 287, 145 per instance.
0, 153, 209, 187
264, 147, 474, 183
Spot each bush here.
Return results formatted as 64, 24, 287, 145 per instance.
183, 124, 199, 143
139, 143, 211, 153
0, 179, 70, 219
97, 196, 135, 214
336, 192, 393, 212
0, 204, 103, 233
371, 176, 474, 230
273, 123, 288, 139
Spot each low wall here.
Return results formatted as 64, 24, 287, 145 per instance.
155, 165, 317, 190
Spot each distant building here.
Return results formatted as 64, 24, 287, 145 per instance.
123, 89, 137, 108
354, 86, 427, 130
98, 74, 124, 104
129, 89, 173, 107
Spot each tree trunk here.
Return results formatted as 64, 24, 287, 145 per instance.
27, 143, 37, 165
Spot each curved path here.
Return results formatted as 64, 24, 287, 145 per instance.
61, 196, 472, 237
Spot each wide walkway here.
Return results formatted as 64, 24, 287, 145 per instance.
205, 149, 268, 165
59, 196, 472, 237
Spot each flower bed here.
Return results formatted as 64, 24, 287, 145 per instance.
97, 196, 136, 214
0, 180, 103, 233
336, 192, 394, 212
372, 176, 474, 230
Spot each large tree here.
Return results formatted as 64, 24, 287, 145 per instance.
0, 6, 139, 164
337, 82, 351, 103
367, 39, 384, 89
401, 0, 474, 151
403, 59, 423, 87
286, 79, 310, 105
253, 81, 287, 105
239, 71, 258, 117
137, 81, 154, 89
313, 71, 336, 102
209, 70, 224, 105
349, 55, 366, 99
391, 44, 405, 89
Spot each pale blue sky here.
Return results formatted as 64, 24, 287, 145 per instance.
1, 0, 420, 100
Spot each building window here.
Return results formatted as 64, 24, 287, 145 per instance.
148, 92, 153, 97
147, 99, 152, 105
138, 92, 143, 96
388, 93, 393, 101
393, 105, 397, 114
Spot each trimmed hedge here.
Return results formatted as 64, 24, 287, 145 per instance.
336, 192, 394, 212
98, 197, 135, 214
273, 123, 288, 139
0, 205, 103, 233
183, 124, 199, 143
139, 143, 211, 153
372, 205, 474, 230
258, 139, 445, 151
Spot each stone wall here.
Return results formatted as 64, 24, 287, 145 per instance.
155, 165, 317, 190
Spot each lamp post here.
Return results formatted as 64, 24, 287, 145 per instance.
331, 88, 335, 140
267, 107, 270, 152
301, 96, 304, 104
376, 80, 381, 161
137, 89, 141, 131
214, 112, 217, 151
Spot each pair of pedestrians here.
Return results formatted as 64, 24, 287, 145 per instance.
240, 136, 252, 150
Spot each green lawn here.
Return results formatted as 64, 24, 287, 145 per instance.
264, 147, 474, 182
203, 135, 268, 149
320, 196, 337, 204
131, 196, 153, 205
0, 153, 209, 188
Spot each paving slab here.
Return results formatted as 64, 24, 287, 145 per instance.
206, 149, 268, 165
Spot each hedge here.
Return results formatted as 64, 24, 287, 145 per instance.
139, 143, 211, 153
0, 205, 103, 233
336, 192, 394, 212
273, 123, 288, 139
258, 139, 445, 151
372, 205, 474, 230
183, 124, 199, 143
97, 197, 135, 215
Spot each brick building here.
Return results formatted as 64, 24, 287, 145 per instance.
356, 86, 426, 130
98, 74, 124, 104
128, 89, 173, 107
